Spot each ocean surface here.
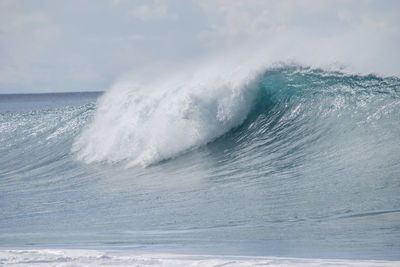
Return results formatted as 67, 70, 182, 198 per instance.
1, 66, 400, 265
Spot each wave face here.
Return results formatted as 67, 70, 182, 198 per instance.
1, 66, 400, 259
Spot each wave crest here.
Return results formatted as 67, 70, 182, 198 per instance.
73, 61, 400, 167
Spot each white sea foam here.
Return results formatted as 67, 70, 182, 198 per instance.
72, 28, 400, 168
73, 56, 266, 167
1, 249, 398, 267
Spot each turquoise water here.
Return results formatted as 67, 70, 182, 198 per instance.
1, 66, 399, 260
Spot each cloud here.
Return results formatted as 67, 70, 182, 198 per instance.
129, 0, 177, 21
195, 0, 400, 48
191, 0, 400, 75
0, 0, 399, 93
0, 4, 62, 90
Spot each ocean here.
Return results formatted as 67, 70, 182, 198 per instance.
1, 65, 400, 266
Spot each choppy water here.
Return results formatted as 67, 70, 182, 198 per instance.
1, 66, 400, 260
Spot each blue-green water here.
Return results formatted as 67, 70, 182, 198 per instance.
1, 66, 400, 260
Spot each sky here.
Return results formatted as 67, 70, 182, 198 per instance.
0, 0, 399, 93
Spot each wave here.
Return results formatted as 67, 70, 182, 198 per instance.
72, 64, 400, 168
73, 59, 265, 167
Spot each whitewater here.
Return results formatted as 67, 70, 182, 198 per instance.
1, 62, 400, 266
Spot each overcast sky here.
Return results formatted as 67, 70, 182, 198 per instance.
1, 0, 399, 93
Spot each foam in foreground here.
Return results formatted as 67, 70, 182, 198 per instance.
1, 250, 399, 267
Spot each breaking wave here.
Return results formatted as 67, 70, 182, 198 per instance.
73, 64, 400, 169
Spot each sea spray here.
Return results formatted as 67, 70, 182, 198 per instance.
73, 58, 266, 167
